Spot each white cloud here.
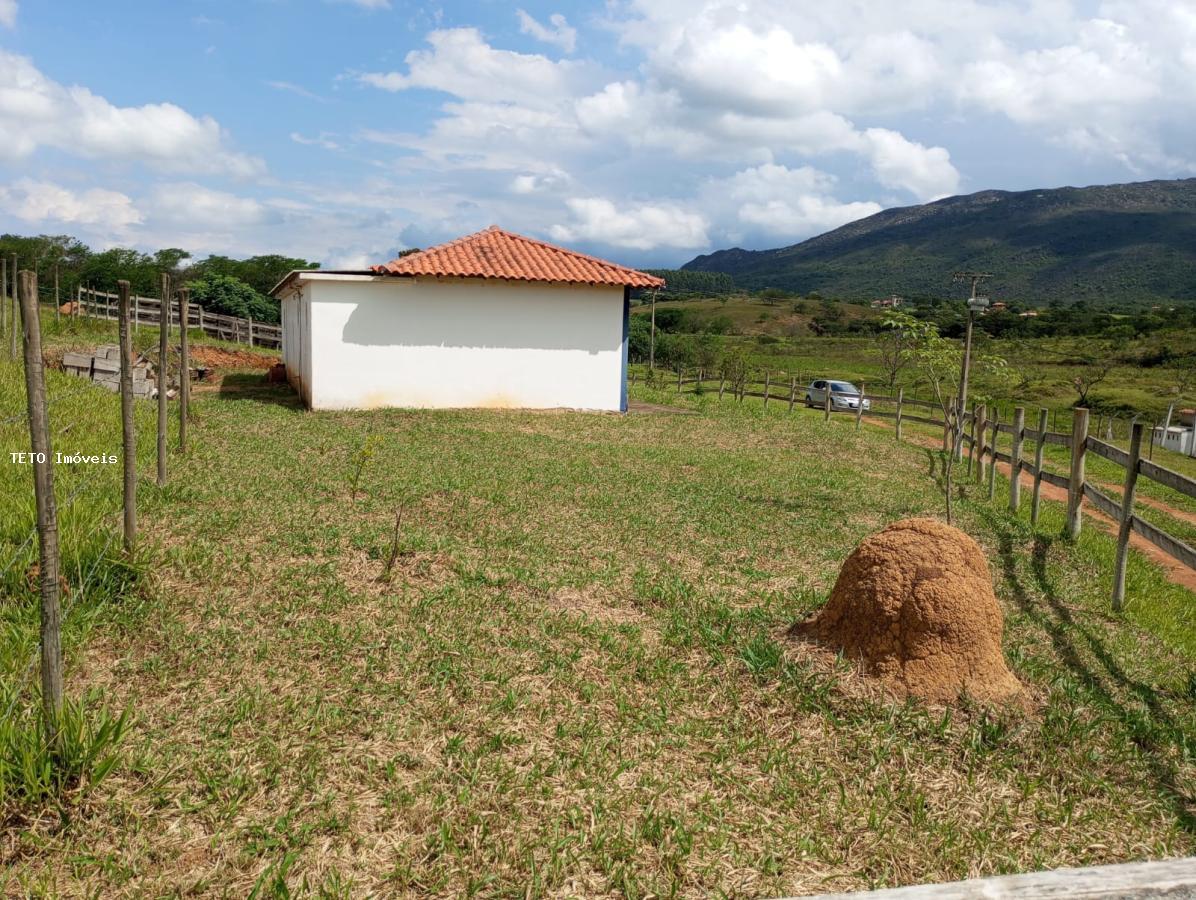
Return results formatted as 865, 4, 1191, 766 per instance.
551, 198, 709, 250
517, 10, 577, 53
862, 129, 960, 201
0, 0, 16, 29
148, 183, 268, 228
705, 164, 883, 236
267, 80, 327, 102
356, 28, 590, 109
0, 51, 262, 176
291, 131, 341, 151
0, 179, 141, 229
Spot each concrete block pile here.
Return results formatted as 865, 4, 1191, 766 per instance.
62, 344, 157, 399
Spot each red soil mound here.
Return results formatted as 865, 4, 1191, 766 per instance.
190, 346, 276, 370
791, 518, 1022, 705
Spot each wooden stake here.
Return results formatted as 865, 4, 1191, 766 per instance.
1066, 408, 1089, 540
53, 263, 60, 323
18, 270, 64, 741
974, 404, 987, 482
823, 385, 831, 421
1009, 407, 1025, 513
763, 371, 770, 409
1112, 422, 1144, 612
9, 254, 17, 359
855, 382, 865, 431
987, 414, 999, 500
1031, 408, 1048, 526
118, 280, 137, 554
788, 376, 796, 413
179, 288, 190, 454
896, 387, 904, 441
156, 274, 171, 486
1, 255, 7, 337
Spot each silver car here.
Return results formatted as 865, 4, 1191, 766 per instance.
805, 379, 870, 412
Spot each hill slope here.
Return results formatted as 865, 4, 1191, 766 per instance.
682, 178, 1196, 304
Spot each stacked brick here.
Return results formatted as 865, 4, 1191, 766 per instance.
62, 344, 157, 399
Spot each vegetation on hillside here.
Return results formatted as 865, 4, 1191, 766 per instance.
682, 178, 1196, 305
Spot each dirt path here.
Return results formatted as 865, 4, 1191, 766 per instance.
864, 416, 1196, 594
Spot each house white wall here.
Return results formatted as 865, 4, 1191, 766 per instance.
1154, 426, 1195, 455
292, 276, 627, 411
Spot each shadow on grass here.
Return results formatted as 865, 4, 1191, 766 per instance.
217, 372, 303, 409
981, 507, 1196, 833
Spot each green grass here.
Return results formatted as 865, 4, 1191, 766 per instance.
3, 321, 1196, 896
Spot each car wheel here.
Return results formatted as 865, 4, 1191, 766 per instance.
804, 394, 813, 407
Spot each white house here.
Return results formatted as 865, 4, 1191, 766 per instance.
1153, 425, 1195, 456
271, 227, 664, 412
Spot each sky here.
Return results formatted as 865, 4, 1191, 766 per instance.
0, 0, 1194, 269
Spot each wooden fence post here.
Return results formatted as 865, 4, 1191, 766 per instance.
198, 305, 205, 336
763, 371, 770, 410
896, 387, 904, 441
8, 254, 16, 359
53, 263, 60, 323
1066, 408, 1089, 540
1010, 407, 1025, 513
179, 287, 190, 454
823, 386, 831, 422
1111, 422, 1144, 611
719, 375, 726, 400
987, 413, 999, 500
157, 274, 171, 487
855, 383, 865, 431
248, 316, 255, 347
134, 292, 140, 334
118, 280, 137, 554
18, 270, 65, 741
1031, 408, 1048, 526
677, 366, 683, 392
788, 376, 796, 413
1, 254, 6, 339
974, 404, 987, 482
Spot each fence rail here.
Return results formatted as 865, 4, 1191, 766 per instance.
638, 365, 1196, 607
76, 288, 280, 349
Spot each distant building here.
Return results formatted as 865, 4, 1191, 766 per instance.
270, 226, 663, 411
870, 295, 903, 309
1019, 310, 1039, 317
1154, 425, 1195, 456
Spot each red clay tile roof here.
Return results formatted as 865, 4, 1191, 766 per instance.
372, 226, 666, 289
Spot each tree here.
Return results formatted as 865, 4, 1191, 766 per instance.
186, 274, 279, 323
1070, 343, 1115, 407
874, 323, 912, 390
884, 311, 1008, 524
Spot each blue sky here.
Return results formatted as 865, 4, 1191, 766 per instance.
1, 0, 1194, 268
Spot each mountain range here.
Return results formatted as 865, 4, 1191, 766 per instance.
681, 178, 1196, 304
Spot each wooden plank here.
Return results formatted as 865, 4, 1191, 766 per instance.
902, 413, 945, 427
1138, 459, 1196, 501
1042, 431, 1070, 447
1040, 468, 1069, 490
1131, 516, 1196, 571
1087, 436, 1131, 468
1083, 481, 1121, 520
1113, 423, 1144, 609
791, 855, 1196, 900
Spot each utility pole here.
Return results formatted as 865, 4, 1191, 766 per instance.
952, 271, 992, 457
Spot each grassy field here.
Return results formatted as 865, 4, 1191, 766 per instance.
633, 297, 1196, 423
3, 319, 1196, 896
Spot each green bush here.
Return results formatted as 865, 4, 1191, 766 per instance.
186, 274, 279, 324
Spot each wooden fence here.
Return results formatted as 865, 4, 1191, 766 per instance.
635, 366, 1196, 608
76, 287, 281, 349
